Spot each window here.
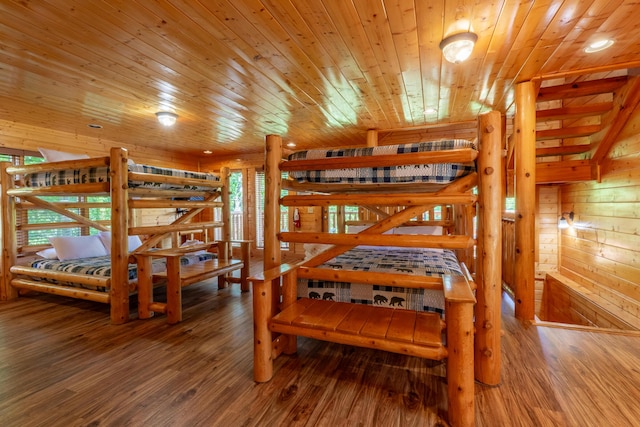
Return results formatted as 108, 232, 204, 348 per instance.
1, 150, 112, 250
255, 171, 288, 249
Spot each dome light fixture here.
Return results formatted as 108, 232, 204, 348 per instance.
584, 39, 614, 53
439, 32, 478, 63
156, 111, 178, 126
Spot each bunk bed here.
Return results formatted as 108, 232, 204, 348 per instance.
0, 147, 249, 324
250, 111, 503, 427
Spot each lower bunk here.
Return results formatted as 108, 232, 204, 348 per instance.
10, 240, 250, 323
250, 261, 476, 427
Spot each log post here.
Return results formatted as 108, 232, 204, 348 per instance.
220, 166, 231, 242
514, 81, 536, 321
264, 135, 282, 271
1, 162, 17, 301
446, 299, 475, 427
253, 276, 274, 382
252, 134, 284, 382
239, 240, 250, 292
165, 256, 182, 324
366, 129, 378, 147
109, 147, 130, 324
475, 110, 502, 385
136, 255, 154, 319
282, 269, 298, 354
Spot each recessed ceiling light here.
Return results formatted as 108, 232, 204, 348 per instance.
584, 39, 614, 53
203, 150, 212, 154
287, 142, 296, 147
87, 123, 103, 129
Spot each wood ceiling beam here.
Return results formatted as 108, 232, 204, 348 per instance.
537, 76, 628, 102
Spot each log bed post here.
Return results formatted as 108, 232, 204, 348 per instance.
514, 81, 536, 321
252, 134, 284, 382
220, 166, 231, 289
475, 110, 503, 385
109, 147, 130, 324
1, 162, 17, 301
220, 166, 231, 242
445, 278, 476, 427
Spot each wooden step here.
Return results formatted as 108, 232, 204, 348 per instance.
270, 298, 447, 360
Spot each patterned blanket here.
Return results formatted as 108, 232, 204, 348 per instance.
298, 247, 463, 314
29, 252, 214, 292
23, 164, 219, 191
288, 139, 476, 184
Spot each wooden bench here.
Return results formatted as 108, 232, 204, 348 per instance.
136, 240, 250, 324
250, 265, 476, 427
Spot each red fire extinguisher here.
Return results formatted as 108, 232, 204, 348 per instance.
293, 208, 301, 228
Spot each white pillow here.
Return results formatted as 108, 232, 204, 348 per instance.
394, 226, 443, 235
98, 231, 143, 253
347, 225, 393, 234
38, 148, 90, 162
36, 248, 59, 259
128, 235, 143, 252
48, 235, 108, 261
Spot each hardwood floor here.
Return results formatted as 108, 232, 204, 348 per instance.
1, 256, 639, 426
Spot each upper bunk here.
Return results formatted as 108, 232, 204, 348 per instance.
0, 147, 234, 324
281, 138, 478, 194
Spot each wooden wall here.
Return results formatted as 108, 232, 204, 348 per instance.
536, 185, 560, 314
558, 108, 640, 327
0, 120, 200, 170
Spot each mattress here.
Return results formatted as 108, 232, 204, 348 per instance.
29, 252, 214, 292
297, 247, 463, 314
287, 139, 476, 184
23, 163, 219, 191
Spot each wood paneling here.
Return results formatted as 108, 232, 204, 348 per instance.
559, 104, 640, 328
2, 1, 640, 157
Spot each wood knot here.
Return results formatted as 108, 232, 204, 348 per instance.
484, 321, 493, 329
483, 349, 493, 357
278, 384, 298, 401
485, 124, 495, 133
484, 167, 494, 175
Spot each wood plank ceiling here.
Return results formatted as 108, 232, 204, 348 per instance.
2, 0, 640, 159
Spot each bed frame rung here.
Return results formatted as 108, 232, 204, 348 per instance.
11, 278, 110, 304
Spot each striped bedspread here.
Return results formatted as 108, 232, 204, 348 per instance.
287, 139, 476, 184
23, 163, 219, 191
298, 247, 462, 315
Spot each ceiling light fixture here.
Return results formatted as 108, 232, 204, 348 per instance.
584, 39, 614, 53
439, 32, 478, 63
156, 111, 178, 126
